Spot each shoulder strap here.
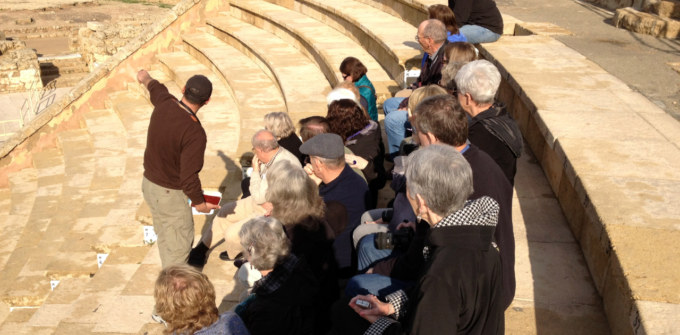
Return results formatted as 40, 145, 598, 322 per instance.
356, 85, 375, 95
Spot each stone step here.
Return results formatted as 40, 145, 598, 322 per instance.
294, 0, 422, 86
169, 35, 287, 156
613, 7, 680, 39
207, 14, 331, 123
228, 0, 399, 103
0, 148, 66, 308
154, 49, 244, 192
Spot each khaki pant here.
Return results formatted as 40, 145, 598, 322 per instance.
142, 177, 194, 268
212, 196, 266, 258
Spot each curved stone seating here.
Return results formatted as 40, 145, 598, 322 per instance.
228, 0, 399, 102
295, 0, 422, 86
481, 34, 680, 334
179, 34, 288, 155
207, 15, 331, 122
2, 0, 676, 333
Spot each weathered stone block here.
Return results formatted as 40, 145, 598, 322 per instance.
649, 0, 680, 19
614, 7, 680, 38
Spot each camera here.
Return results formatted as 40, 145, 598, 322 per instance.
374, 226, 414, 250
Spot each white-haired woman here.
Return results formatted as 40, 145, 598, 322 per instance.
235, 216, 319, 335
335, 144, 505, 334
455, 59, 523, 185
265, 160, 339, 333
263, 112, 304, 165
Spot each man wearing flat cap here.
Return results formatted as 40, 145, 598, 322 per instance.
137, 69, 220, 268
300, 133, 369, 275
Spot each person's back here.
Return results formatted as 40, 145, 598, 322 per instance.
239, 256, 319, 335
144, 79, 206, 202
468, 102, 521, 185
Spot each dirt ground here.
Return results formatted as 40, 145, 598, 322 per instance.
1, 0, 173, 56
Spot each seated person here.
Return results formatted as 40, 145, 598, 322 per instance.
439, 42, 478, 93
340, 57, 379, 121
455, 60, 523, 185
332, 145, 505, 334
418, 5, 468, 68
206, 129, 301, 261
349, 94, 516, 309
265, 160, 339, 333
383, 19, 448, 158
351, 85, 448, 270
448, 0, 504, 44
264, 112, 304, 165
241, 113, 305, 197
154, 264, 249, 334
235, 216, 319, 335
327, 99, 386, 209
300, 133, 369, 276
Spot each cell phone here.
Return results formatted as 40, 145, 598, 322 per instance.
355, 299, 372, 309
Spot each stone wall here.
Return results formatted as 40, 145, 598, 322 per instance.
0, 35, 42, 93
77, 21, 148, 71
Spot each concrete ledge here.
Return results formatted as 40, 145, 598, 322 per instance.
481, 33, 680, 335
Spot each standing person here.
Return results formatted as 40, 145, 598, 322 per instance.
138, 69, 219, 269
448, 0, 504, 43
340, 57, 379, 121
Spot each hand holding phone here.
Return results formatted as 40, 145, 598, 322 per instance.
355, 299, 372, 309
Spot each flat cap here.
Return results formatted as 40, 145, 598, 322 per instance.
299, 133, 345, 159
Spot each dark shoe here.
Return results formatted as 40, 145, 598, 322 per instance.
219, 251, 245, 262
234, 258, 246, 269
219, 251, 231, 261
188, 242, 210, 268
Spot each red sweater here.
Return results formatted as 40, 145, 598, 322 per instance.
143, 80, 206, 204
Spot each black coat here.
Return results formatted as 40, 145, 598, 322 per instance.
389, 224, 505, 334
468, 103, 523, 186
373, 145, 515, 310
239, 258, 319, 335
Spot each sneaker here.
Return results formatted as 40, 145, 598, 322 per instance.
151, 313, 167, 327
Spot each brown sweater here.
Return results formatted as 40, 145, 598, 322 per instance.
143, 80, 206, 204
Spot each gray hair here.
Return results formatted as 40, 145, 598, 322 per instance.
405, 144, 473, 217
422, 19, 447, 44
454, 59, 501, 105
239, 216, 290, 271
264, 112, 296, 139
252, 129, 279, 152
266, 160, 325, 225
314, 155, 345, 169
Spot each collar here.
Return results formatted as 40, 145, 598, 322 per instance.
253, 254, 299, 295
178, 100, 199, 122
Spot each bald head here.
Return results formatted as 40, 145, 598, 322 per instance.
252, 129, 279, 152
419, 19, 447, 44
